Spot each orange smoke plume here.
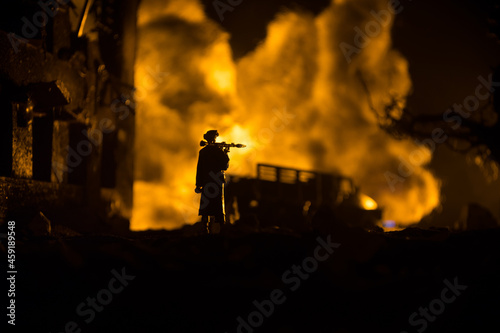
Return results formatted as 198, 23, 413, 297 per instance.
132, 0, 441, 230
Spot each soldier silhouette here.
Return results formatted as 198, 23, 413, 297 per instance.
195, 130, 229, 234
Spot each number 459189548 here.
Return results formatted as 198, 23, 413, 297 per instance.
7, 221, 15, 269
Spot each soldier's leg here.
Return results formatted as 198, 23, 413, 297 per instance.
207, 216, 218, 234
217, 183, 226, 232
201, 215, 209, 234
215, 214, 225, 225
215, 214, 225, 234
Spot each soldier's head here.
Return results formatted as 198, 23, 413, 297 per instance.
203, 130, 219, 143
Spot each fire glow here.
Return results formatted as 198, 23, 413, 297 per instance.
131, 0, 441, 230
359, 193, 378, 211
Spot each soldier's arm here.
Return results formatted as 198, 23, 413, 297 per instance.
221, 150, 229, 170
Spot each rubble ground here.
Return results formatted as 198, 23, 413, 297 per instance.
6, 223, 500, 333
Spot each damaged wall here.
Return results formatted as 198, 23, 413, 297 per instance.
0, 0, 139, 233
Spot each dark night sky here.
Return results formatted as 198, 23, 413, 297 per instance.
392, 0, 500, 115
200, 0, 500, 225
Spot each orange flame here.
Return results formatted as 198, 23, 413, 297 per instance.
359, 193, 378, 210
132, 0, 441, 230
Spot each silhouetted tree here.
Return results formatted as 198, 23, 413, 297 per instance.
360, 2, 500, 181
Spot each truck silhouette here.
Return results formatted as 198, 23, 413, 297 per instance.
225, 163, 382, 231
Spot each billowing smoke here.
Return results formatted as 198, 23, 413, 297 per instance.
132, 0, 441, 230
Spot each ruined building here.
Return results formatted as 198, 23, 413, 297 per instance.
0, 0, 140, 233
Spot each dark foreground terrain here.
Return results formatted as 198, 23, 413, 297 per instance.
3, 221, 500, 333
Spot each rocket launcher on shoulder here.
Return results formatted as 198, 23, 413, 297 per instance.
200, 140, 246, 149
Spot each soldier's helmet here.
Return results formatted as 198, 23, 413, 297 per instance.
203, 130, 219, 142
